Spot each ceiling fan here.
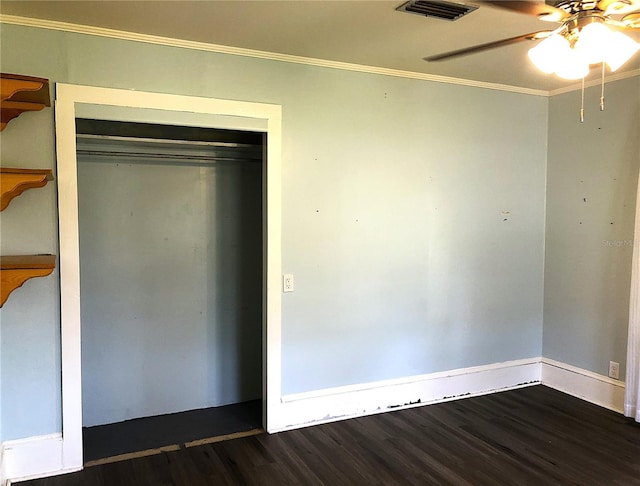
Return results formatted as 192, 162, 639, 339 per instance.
424, 0, 640, 81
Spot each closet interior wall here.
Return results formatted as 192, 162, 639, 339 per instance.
75, 120, 264, 428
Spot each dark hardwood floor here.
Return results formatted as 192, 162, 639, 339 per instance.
18, 385, 640, 485
83, 400, 262, 463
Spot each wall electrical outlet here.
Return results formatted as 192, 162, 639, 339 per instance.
283, 274, 294, 293
608, 361, 620, 380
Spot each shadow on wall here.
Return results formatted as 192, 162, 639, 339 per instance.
77, 121, 264, 427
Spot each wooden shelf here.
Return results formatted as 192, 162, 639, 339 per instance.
1, 73, 51, 131
0, 255, 56, 307
1, 167, 54, 211
1, 74, 55, 306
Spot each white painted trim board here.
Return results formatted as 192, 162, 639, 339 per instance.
0, 14, 546, 96
274, 358, 542, 432
2, 358, 540, 483
2, 14, 639, 98
2, 357, 629, 484
54, 84, 283, 473
0, 444, 5, 486
1, 434, 80, 485
541, 357, 625, 413
548, 68, 640, 96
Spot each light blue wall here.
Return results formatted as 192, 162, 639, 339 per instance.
544, 76, 640, 379
0, 67, 61, 441
78, 156, 263, 426
0, 23, 547, 440
282, 86, 547, 391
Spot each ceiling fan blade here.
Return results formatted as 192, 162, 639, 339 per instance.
598, 0, 640, 15
424, 31, 552, 62
622, 11, 640, 27
481, 1, 569, 21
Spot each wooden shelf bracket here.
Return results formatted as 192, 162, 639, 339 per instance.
1, 73, 51, 131
0, 255, 56, 307
0, 167, 54, 211
0, 73, 56, 306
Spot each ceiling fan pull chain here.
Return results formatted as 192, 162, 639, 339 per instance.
580, 76, 585, 123
600, 62, 606, 112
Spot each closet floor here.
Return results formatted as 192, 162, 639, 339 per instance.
83, 399, 262, 465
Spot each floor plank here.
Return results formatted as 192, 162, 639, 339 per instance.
83, 400, 261, 463
17, 386, 640, 485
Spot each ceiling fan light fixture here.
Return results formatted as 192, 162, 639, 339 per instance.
528, 34, 570, 74
605, 31, 640, 70
528, 15, 640, 79
554, 56, 590, 80
528, 34, 571, 74
575, 22, 614, 64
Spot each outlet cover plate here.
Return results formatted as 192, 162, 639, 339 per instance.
609, 361, 620, 379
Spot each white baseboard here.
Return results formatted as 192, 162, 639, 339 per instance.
2, 359, 539, 483
271, 357, 542, 432
541, 358, 625, 413
1, 434, 80, 485
3, 357, 624, 484
1, 444, 5, 486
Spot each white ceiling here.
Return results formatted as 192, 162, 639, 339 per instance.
1, 0, 639, 92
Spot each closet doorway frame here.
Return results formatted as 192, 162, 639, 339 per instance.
55, 83, 282, 471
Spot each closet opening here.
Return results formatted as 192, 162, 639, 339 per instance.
75, 119, 265, 464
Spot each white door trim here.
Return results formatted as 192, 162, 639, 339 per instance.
55, 83, 282, 470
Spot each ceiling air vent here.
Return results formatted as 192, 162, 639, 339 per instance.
396, 0, 478, 21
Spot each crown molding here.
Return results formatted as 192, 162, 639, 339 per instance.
4, 14, 637, 98
549, 68, 640, 96
0, 14, 549, 97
